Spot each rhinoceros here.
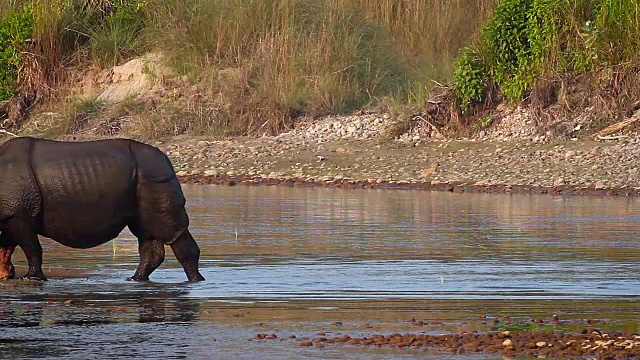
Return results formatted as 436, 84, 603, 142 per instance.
0, 136, 204, 281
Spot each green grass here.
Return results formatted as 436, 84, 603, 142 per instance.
88, 0, 145, 66
0, 2, 32, 101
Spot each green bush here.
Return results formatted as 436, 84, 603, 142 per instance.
0, 3, 33, 101
482, 0, 535, 101
453, 0, 640, 111
453, 47, 487, 113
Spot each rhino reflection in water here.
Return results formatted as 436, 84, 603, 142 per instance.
0, 136, 205, 282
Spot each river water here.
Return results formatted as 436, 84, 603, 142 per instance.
1, 185, 639, 359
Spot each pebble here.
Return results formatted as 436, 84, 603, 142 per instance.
421, 167, 437, 176
565, 150, 576, 160
594, 181, 606, 190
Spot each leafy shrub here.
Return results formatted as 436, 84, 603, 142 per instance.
453, 47, 487, 113
453, 0, 640, 112
0, 3, 33, 101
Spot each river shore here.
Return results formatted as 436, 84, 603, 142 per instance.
148, 114, 640, 196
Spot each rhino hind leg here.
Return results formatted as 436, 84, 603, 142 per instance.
126, 238, 165, 282
170, 230, 205, 282
0, 233, 17, 279
4, 218, 47, 281
133, 174, 204, 281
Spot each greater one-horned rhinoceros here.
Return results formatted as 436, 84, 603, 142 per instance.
0, 136, 205, 282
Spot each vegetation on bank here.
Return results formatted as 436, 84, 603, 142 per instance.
454, 0, 640, 119
0, 3, 32, 100
0, 0, 639, 137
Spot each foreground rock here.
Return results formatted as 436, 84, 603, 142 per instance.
256, 330, 640, 359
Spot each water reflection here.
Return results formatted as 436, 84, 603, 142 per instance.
0, 185, 639, 359
184, 186, 639, 263
0, 285, 199, 326
0, 285, 202, 359
183, 186, 640, 302
15, 185, 636, 300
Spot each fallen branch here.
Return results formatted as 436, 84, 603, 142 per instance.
0, 129, 19, 137
593, 110, 640, 139
413, 115, 443, 139
597, 135, 629, 141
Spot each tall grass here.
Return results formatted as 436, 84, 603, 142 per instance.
5, 0, 499, 135
140, 0, 497, 133
1, 0, 113, 97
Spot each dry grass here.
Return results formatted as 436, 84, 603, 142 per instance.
6, 0, 499, 136
140, 0, 498, 135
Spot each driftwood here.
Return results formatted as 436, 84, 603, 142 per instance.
413, 114, 444, 139
0, 100, 8, 116
597, 134, 629, 140
0, 97, 27, 128
593, 110, 640, 139
0, 129, 18, 137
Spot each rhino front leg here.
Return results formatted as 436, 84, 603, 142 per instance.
127, 238, 165, 282
6, 218, 47, 281
0, 233, 17, 279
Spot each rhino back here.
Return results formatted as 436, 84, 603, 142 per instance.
29, 139, 137, 245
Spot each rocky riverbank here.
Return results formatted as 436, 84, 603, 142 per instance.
148, 113, 640, 196
257, 329, 640, 359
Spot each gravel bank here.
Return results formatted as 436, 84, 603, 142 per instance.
152, 114, 640, 196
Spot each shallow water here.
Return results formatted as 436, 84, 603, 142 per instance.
1, 185, 639, 359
